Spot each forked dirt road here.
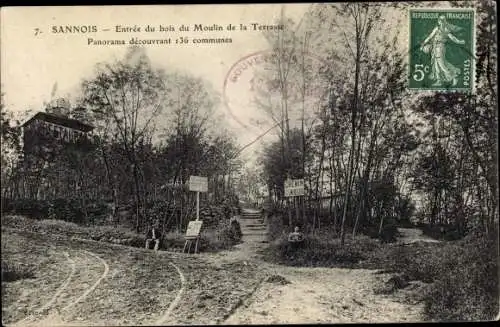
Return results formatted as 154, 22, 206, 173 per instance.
206, 208, 425, 324
2, 209, 428, 325
13, 250, 110, 327
1, 227, 258, 326
224, 266, 423, 324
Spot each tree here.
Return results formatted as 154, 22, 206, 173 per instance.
80, 47, 169, 232
409, 0, 498, 235
1, 92, 22, 200
308, 3, 415, 244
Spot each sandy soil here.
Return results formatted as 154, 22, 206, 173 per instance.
1, 228, 264, 326
397, 228, 440, 244
225, 265, 424, 324
2, 210, 429, 325
209, 209, 426, 324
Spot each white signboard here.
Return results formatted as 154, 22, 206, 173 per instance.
189, 176, 208, 192
284, 179, 305, 197
185, 220, 203, 238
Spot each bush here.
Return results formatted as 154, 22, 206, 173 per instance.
199, 203, 237, 229
423, 235, 499, 321
87, 225, 145, 247
1, 215, 34, 230
198, 219, 243, 252
162, 232, 186, 251
2, 215, 144, 248
267, 214, 286, 242
262, 232, 381, 267
1, 198, 49, 219
360, 222, 400, 243
379, 223, 400, 243
229, 219, 243, 240
1, 260, 35, 282
1, 198, 108, 224
360, 234, 499, 321
420, 224, 463, 241
144, 201, 178, 231
2, 214, 244, 253
384, 243, 453, 283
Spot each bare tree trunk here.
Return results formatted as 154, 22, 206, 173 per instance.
315, 132, 327, 231
378, 212, 385, 236
101, 145, 119, 224
295, 197, 300, 227
329, 154, 335, 220
131, 160, 143, 233
340, 72, 359, 246
287, 198, 292, 227
353, 128, 377, 238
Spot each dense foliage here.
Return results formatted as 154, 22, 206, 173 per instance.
1, 48, 241, 235
256, 1, 497, 242
255, 1, 498, 321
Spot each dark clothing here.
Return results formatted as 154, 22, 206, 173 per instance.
146, 227, 162, 240
145, 227, 161, 251
288, 232, 304, 242
146, 238, 160, 251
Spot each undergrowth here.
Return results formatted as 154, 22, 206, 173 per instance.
1, 215, 242, 253
262, 214, 499, 322
1, 260, 35, 282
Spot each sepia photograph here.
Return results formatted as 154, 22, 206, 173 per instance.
0, 2, 498, 325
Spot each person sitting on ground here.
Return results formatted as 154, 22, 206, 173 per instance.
145, 220, 162, 251
288, 226, 304, 243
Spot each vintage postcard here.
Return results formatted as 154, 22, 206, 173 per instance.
409, 8, 476, 91
1, 2, 498, 326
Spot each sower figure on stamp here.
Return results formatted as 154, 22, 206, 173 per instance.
145, 219, 161, 251
420, 15, 466, 87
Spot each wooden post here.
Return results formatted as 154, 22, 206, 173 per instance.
196, 191, 200, 221
295, 196, 300, 224
302, 195, 306, 227
288, 198, 292, 227
194, 237, 200, 254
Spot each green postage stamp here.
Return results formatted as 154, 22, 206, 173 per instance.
409, 8, 475, 91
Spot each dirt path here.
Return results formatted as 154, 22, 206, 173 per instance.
35, 252, 76, 314
2, 228, 260, 326
3, 214, 428, 325
397, 228, 440, 244
207, 208, 425, 324
12, 249, 109, 327
150, 262, 186, 326
225, 265, 423, 324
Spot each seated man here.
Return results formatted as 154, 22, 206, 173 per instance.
288, 226, 304, 243
145, 220, 162, 251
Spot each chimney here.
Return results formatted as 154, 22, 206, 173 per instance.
47, 97, 71, 117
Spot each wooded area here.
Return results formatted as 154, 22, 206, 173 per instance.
254, 1, 497, 244
1, 48, 241, 234
0, 1, 498, 323
0, 2, 496, 245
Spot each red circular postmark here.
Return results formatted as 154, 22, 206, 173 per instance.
223, 50, 328, 130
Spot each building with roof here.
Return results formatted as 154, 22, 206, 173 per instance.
18, 107, 96, 200
22, 109, 94, 155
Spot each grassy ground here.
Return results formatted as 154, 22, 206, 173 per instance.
261, 220, 499, 322
2, 233, 71, 324
1, 215, 242, 253
2, 213, 497, 323
1, 228, 264, 326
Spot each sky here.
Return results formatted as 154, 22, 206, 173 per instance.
1, 4, 310, 163
1, 2, 452, 167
